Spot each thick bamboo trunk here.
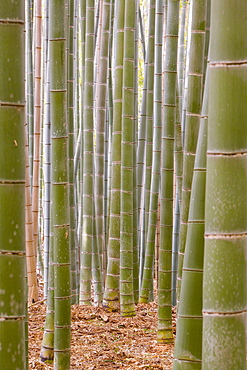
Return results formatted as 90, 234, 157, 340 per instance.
177, 0, 207, 302
202, 1, 247, 368
0, 2, 27, 368
173, 73, 208, 369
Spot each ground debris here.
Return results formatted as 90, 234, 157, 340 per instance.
29, 297, 174, 369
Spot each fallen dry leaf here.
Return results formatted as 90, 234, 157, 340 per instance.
29, 279, 175, 369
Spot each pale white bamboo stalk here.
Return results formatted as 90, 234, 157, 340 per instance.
32, 0, 43, 264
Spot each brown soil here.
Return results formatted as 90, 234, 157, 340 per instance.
29, 300, 175, 370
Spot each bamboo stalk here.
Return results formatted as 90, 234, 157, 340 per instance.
79, 0, 95, 305
202, 2, 247, 368
68, 0, 78, 305
49, 1, 71, 367
139, 0, 163, 303
32, 0, 43, 270
120, 0, 136, 317
43, 0, 51, 300
94, 0, 112, 295
173, 71, 208, 369
25, 122, 38, 304
157, 0, 180, 343
0, 3, 27, 368
103, 0, 125, 311
26, 0, 34, 185
176, 0, 207, 303
137, 0, 156, 253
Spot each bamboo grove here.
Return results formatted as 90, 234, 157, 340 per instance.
0, 0, 246, 369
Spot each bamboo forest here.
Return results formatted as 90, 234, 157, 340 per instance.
1, 0, 246, 369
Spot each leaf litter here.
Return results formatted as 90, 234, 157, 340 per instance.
29, 284, 175, 369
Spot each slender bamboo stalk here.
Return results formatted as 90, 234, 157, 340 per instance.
133, 0, 139, 303
138, 6, 146, 63
177, 0, 187, 121
120, 0, 136, 317
25, 122, 38, 304
142, 0, 156, 272
202, 2, 247, 368
173, 73, 208, 369
137, 0, 156, 249
139, 0, 163, 303
172, 191, 180, 306
43, 0, 51, 300
177, 0, 207, 303
157, 0, 180, 343
26, 0, 34, 185
137, 66, 148, 280
77, 0, 86, 300
49, 0, 71, 367
68, 0, 78, 305
32, 0, 43, 269
94, 0, 112, 288
79, 0, 95, 305
90, 0, 104, 302
172, 95, 183, 304
180, 0, 191, 142
103, 0, 125, 311
40, 231, 54, 364
203, 0, 210, 85
0, 2, 27, 368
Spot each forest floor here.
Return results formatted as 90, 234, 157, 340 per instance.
28, 282, 175, 369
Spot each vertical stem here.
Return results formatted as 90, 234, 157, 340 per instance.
103, 0, 125, 311
120, 0, 136, 317
79, 0, 95, 305
0, 2, 27, 368
49, 1, 71, 368
32, 0, 43, 276
202, 2, 247, 368
157, 0, 180, 343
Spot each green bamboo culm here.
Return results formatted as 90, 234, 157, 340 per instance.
176, 0, 207, 304
143, 0, 156, 248
49, 0, 71, 368
79, 0, 95, 305
0, 2, 27, 369
40, 232, 55, 364
173, 71, 208, 370
94, 0, 112, 295
120, 0, 136, 317
132, 0, 139, 303
26, 0, 34, 185
177, 0, 187, 124
156, 0, 180, 343
202, 1, 247, 369
138, 0, 156, 297
67, 0, 78, 305
77, 0, 86, 298
139, 0, 163, 303
103, 0, 125, 311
